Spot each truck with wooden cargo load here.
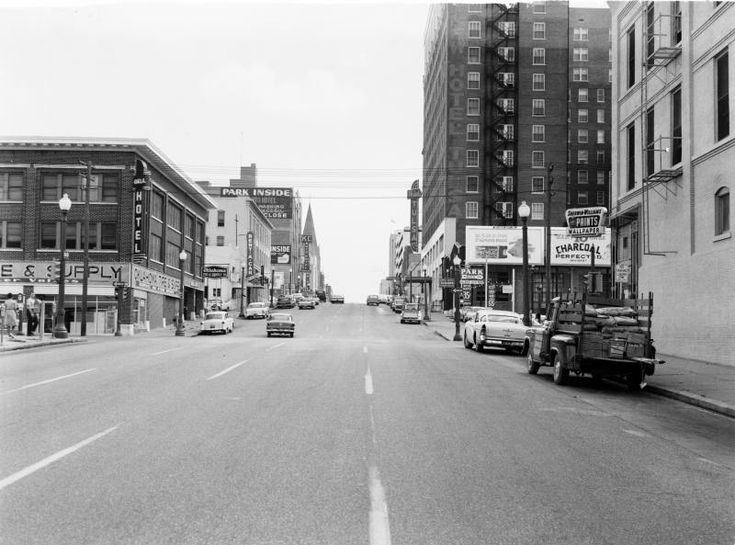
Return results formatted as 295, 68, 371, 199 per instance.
525, 292, 664, 391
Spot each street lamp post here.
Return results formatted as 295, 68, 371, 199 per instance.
53, 193, 72, 339
453, 254, 462, 341
175, 250, 187, 336
518, 201, 531, 327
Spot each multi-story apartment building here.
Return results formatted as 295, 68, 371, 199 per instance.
422, 2, 611, 312
0, 137, 216, 334
611, 1, 734, 364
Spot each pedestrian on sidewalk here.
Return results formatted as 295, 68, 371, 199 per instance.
25, 291, 40, 335
4, 293, 18, 338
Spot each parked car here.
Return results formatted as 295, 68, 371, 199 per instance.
298, 298, 316, 310
276, 296, 295, 309
391, 296, 406, 313
245, 302, 269, 319
199, 311, 234, 335
331, 295, 345, 304
366, 295, 380, 306
461, 306, 487, 322
315, 290, 327, 302
400, 302, 422, 324
266, 313, 295, 337
463, 309, 527, 354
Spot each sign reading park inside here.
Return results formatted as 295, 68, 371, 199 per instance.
565, 207, 607, 237
219, 187, 293, 219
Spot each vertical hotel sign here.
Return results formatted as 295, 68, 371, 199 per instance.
246, 231, 254, 277
132, 159, 149, 258
407, 180, 421, 253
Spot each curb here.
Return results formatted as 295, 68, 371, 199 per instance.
0, 337, 88, 353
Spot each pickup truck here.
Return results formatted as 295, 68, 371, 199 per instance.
525, 292, 664, 391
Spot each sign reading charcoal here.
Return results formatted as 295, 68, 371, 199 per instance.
202, 265, 228, 279
219, 187, 293, 220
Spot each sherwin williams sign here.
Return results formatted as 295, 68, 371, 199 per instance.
219, 187, 293, 219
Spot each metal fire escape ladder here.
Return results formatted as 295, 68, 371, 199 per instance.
485, 3, 519, 226
640, 2, 679, 256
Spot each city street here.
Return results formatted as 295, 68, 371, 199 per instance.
1, 303, 734, 545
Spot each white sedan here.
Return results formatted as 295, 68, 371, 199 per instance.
199, 311, 234, 334
245, 302, 269, 319
463, 310, 528, 354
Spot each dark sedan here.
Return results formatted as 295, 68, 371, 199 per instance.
266, 313, 295, 338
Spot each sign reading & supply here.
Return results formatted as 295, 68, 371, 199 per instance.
565, 207, 607, 237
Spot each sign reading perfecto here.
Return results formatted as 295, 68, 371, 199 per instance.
550, 228, 611, 266
219, 187, 293, 219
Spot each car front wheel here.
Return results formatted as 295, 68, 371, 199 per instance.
552, 353, 569, 385
527, 351, 540, 375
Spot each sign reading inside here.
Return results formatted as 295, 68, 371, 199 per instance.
271, 245, 291, 265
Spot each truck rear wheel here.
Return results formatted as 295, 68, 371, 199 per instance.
552, 353, 568, 385
527, 351, 540, 375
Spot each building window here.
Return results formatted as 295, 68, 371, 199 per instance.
0, 173, 23, 201
715, 187, 730, 236
467, 176, 479, 193
628, 26, 636, 89
467, 123, 480, 141
468, 47, 481, 64
40, 223, 56, 249
500, 22, 516, 38
716, 49, 730, 141
672, 0, 682, 44
574, 27, 588, 41
573, 48, 589, 61
597, 129, 605, 144
627, 122, 636, 190
578, 88, 589, 102
672, 86, 682, 165
216, 210, 225, 227
532, 48, 546, 65
578, 129, 589, 143
532, 99, 546, 116
578, 170, 589, 184
597, 109, 605, 123
646, 107, 655, 176
466, 201, 479, 219
532, 73, 545, 91
578, 191, 589, 205
531, 202, 544, 220
597, 150, 606, 163
646, 2, 655, 67
578, 150, 589, 164
532, 1, 546, 14
578, 109, 589, 123
468, 21, 481, 38
501, 176, 514, 192
573, 68, 589, 82
498, 47, 515, 62
467, 150, 480, 167
151, 192, 164, 220
0, 221, 21, 248
532, 176, 545, 194
467, 71, 480, 89
501, 124, 514, 140
597, 89, 605, 103
597, 171, 606, 184
533, 22, 546, 40
216, 236, 225, 247
150, 232, 163, 262
597, 191, 606, 205
532, 151, 545, 168
467, 98, 480, 116
499, 72, 515, 87
532, 125, 545, 142
609, 69, 613, 83
498, 98, 515, 113
41, 173, 79, 202
501, 150, 514, 166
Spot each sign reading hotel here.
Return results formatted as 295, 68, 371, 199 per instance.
466, 226, 544, 265
219, 187, 293, 219
565, 207, 607, 237
132, 186, 146, 255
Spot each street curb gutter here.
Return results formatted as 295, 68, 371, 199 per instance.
0, 338, 88, 353
645, 385, 735, 419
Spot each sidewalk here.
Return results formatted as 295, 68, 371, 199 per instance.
0, 333, 87, 352
422, 311, 735, 419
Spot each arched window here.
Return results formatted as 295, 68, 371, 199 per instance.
715, 187, 730, 236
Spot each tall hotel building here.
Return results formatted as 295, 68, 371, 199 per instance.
422, 2, 611, 311
611, 1, 734, 364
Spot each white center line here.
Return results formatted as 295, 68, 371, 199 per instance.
266, 343, 285, 352
368, 464, 392, 545
206, 360, 249, 381
0, 425, 120, 491
1, 368, 96, 395
365, 366, 374, 395
151, 347, 186, 356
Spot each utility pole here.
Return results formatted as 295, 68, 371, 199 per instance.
544, 163, 555, 316
80, 160, 93, 336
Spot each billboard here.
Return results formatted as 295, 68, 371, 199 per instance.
219, 187, 293, 219
271, 245, 291, 265
549, 228, 611, 266
466, 226, 544, 265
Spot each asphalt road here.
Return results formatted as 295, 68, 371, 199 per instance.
1, 303, 733, 545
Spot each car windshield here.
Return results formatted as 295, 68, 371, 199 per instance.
404, 303, 419, 311
205, 312, 226, 320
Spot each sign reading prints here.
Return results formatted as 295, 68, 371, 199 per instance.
565, 207, 607, 237
219, 187, 293, 219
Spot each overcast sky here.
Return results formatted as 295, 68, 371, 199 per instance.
0, 0, 429, 302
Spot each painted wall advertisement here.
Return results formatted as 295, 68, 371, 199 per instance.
466, 226, 544, 265
549, 229, 611, 266
271, 245, 291, 265
131, 265, 180, 297
219, 187, 293, 219
0, 262, 126, 284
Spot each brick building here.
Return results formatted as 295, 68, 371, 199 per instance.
0, 137, 216, 334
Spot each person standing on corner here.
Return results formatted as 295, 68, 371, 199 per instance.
4, 293, 18, 339
26, 291, 40, 335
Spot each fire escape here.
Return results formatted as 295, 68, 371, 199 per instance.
485, 3, 519, 226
